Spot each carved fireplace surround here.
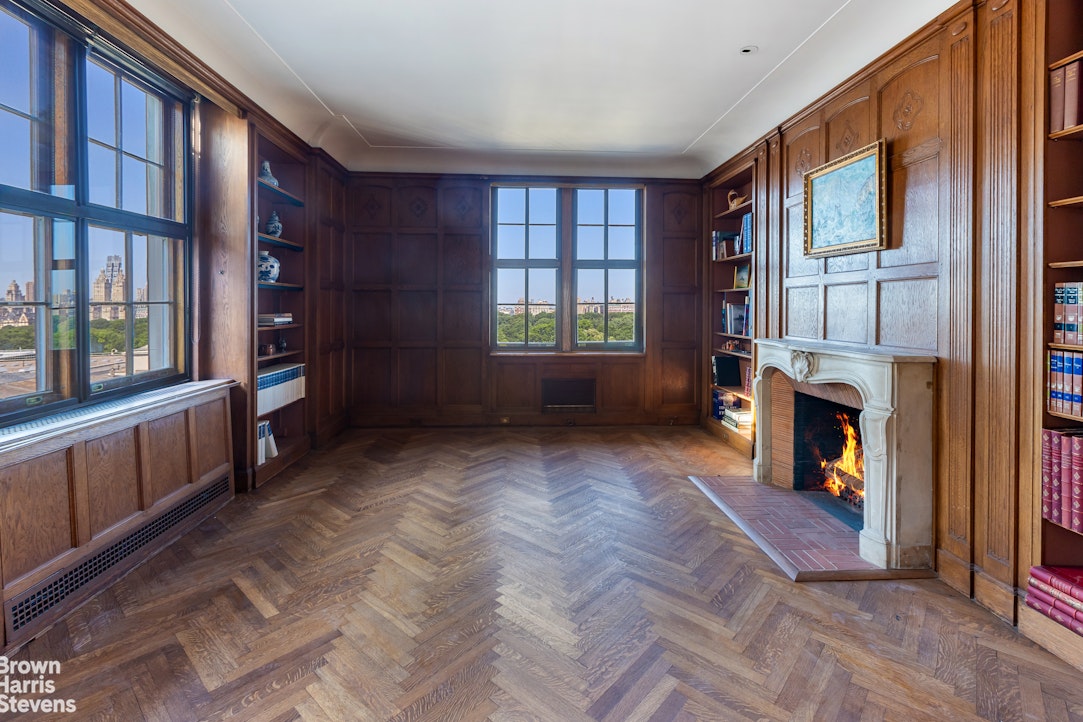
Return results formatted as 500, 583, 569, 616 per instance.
753, 339, 936, 569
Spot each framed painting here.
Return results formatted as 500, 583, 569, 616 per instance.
803, 139, 886, 258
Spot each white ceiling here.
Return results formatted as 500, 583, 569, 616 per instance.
125, 0, 959, 179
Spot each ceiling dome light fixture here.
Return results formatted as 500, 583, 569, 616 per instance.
739, 45, 759, 55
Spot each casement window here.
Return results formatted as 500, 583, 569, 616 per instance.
492, 185, 642, 351
0, 0, 190, 426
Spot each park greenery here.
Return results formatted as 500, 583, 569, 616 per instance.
0, 317, 149, 352
496, 311, 635, 345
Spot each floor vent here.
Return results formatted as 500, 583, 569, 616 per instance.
541, 378, 596, 413
7, 478, 230, 633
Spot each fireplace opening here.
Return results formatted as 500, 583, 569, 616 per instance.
793, 392, 864, 521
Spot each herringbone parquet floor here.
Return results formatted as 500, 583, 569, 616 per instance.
10, 426, 1083, 721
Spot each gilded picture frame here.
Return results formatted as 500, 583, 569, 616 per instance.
803, 139, 886, 258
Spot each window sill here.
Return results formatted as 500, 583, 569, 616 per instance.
489, 350, 646, 358
0, 379, 235, 453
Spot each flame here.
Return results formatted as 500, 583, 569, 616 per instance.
819, 412, 864, 500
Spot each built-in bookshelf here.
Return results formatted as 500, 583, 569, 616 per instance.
704, 160, 757, 456
1023, 0, 1083, 667
250, 131, 310, 487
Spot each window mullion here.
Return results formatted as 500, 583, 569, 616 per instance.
560, 188, 574, 350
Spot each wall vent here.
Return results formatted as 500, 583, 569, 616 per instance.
541, 378, 596, 413
7, 478, 230, 635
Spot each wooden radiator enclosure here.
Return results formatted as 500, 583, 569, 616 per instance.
0, 380, 235, 651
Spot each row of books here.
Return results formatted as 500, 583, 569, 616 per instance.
1040, 428, 1083, 532
1050, 61, 1083, 133
1052, 282, 1083, 344
1047, 350, 1082, 417
256, 362, 306, 416
1025, 566, 1083, 637
721, 301, 750, 337
258, 312, 293, 326
256, 420, 280, 466
710, 212, 754, 259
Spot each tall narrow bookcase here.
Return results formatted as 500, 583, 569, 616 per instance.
249, 129, 310, 487
1022, 0, 1083, 667
704, 160, 757, 456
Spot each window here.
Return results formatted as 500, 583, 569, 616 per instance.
493, 185, 642, 351
0, 0, 189, 426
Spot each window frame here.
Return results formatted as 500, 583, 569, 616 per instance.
0, 0, 192, 428
491, 183, 644, 353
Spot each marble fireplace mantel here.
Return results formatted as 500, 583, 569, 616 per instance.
753, 339, 936, 570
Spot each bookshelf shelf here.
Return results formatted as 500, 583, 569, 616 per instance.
257, 323, 302, 332
257, 178, 304, 206
714, 199, 753, 219
257, 232, 303, 251
258, 281, 304, 291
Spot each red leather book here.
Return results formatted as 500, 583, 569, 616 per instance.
1030, 575, 1083, 614
1051, 430, 1064, 524
1073, 434, 1083, 532
1043, 428, 1054, 521
1030, 566, 1083, 603
1065, 61, 1082, 130
1025, 587, 1083, 636
1052, 65, 1067, 133
1028, 584, 1083, 623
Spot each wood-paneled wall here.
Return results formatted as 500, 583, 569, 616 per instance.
752, 0, 1031, 621
345, 176, 702, 425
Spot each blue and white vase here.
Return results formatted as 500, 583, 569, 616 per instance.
258, 160, 279, 187
265, 210, 283, 238
257, 250, 280, 283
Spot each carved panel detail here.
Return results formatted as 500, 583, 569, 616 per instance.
894, 90, 925, 131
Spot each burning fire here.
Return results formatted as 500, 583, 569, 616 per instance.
820, 412, 865, 503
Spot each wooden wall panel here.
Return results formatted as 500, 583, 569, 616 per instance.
442, 291, 484, 344
494, 363, 536, 410
884, 154, 940, 267
399, 349, 437, 407
311, 155, 349, 446
353, 349, 393, 407
443, 348, 484, 407
825, 96, 873, 159
395, 186, 438, 228
878, 278, 938, 349
394, 234, 438, 286
353, 290, 392, 343
972, 0, 1019, 621
192, 398, 230, 481
662, 293, 698, 343
662, 234, 698, 288
85, 428, 141, 537
398, 291, 438, 342
600, 364, 643, 410
824, 284, 868, 343
443, 233, 484, 286
660, 348, 697, 406
145, 412, 191, 506
353, 233, 394, 284
0, 450, 73, 582
785, 286, 820, 339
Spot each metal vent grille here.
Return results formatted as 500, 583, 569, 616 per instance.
8, 478, 230, 632
541, 378, 596, 413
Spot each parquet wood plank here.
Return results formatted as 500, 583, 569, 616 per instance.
4, 427, 1083, 721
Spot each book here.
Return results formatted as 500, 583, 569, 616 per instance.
733, 262, 751, 290
739, 212, 753, 254
1062, 431, 1074, 526
1067, 283, 1080, 345
1073, 434, 1083, 532
1028, 584, 1083, 623
712, 355, 741, 387
727, 302, 746, 336
1030, 575, 1083, 614
1065, 60, 1082, 130
1051, 429, 1064, 523
1043, 428, 1054, 520
1025, 585, 1083, 635
1051, 65, 1067, 133
1030, 566, 1083, 603
1055, 282, 1066, 343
